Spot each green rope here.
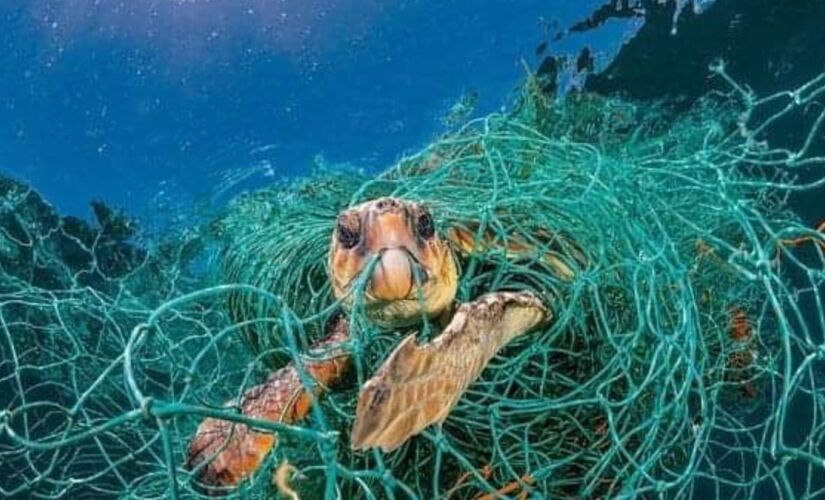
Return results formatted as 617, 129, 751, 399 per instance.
2, 67, 825, 498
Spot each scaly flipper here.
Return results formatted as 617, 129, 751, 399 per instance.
351, 291, 550, 452
184, 316, 350, 491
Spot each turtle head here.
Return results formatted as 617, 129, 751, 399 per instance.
328, 197, 458, 328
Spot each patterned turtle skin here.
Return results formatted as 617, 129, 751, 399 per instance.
350, 291, 548, 452
185, 198, 551, 490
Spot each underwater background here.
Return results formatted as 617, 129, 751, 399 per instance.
2, 0, 825, 498
1, 0, 628, 221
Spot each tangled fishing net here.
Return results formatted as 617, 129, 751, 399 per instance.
2, 63, 825, 499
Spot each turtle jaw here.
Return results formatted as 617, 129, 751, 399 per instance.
363, 244, 458, 329
328, 197, 459, 328
369, 248, 416, 302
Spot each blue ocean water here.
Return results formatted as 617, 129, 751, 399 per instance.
0, 0, 631, 221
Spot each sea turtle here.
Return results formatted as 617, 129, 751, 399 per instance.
185, 196, 581, 491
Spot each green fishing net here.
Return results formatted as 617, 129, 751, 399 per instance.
2, 65, 825, 499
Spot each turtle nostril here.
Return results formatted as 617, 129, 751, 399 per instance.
375, 198, 399, 211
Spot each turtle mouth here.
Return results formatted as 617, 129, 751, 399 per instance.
367, 248, 428, 302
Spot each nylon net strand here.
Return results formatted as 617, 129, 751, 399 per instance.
1, 66, 825, 499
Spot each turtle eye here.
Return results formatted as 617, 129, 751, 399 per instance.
416, 211, 435, 240
337, 218, 360, 249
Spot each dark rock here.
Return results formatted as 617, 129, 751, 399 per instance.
0, 173, 148, 291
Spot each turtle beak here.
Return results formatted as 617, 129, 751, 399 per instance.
369, 248, 415, 301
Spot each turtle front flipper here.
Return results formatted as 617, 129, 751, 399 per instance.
351, 291, 550, 452
184, 316, 350, 492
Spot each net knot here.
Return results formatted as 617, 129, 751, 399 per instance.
139, 397, 154, 420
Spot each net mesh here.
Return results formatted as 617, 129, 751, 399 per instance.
2, 65, 825, 499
